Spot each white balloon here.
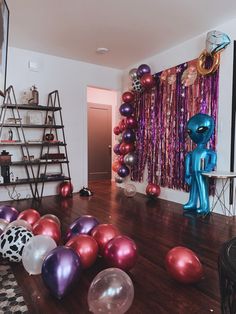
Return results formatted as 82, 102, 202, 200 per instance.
0, 218, 8, 233
5, 219, 32, 232
22, 235, 57, 275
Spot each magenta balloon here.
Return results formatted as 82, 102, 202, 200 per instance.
0, 205, 19, 222
104, 235, 138, 271
66, 215, 99, 241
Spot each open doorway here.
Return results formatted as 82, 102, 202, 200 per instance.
87, 87, 118, 182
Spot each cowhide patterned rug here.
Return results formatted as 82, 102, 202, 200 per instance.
0, 260, 29, 314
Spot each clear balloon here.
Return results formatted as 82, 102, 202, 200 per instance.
124, 184, 137, 197
5, 219, 32, 232
88, 268, 134, 314
22, 235, 57, 275
17, 209, 40, 226
42, 246, 81, 299
0, 226, 33, 262
0, 205, 19, 222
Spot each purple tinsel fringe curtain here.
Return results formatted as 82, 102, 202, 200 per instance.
131, 59, 219, 191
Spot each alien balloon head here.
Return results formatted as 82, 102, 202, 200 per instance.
187, 113, 214, 145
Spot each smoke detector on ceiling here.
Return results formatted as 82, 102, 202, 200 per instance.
96, 47, 109, 54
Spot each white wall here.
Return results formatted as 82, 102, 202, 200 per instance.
122, 18, 236, 214
0, 47, 122, 201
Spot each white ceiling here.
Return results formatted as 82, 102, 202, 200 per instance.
6, 0, 236, 69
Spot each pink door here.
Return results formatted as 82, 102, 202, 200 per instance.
88, 103, 112, 181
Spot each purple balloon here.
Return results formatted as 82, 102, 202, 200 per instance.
42, 246, 81, 299
119, 103, 134, 117
66, 215, 99, 241
0, 205, 19, 222
137, 64, 151, 78
118, 165, 130, 178
113, 143, 121, 155
123, 129, 136, 144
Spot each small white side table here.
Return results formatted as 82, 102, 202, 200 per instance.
202, 171, 236, 216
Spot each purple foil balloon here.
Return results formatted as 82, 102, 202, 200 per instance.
113, 143, 121, 155
137, 64, 151, 78
66, 215, 99, 241
123, 129, 136, 143
0, 205, 19, 222
42, 246, 81, 299
118, 165, 130, 178
119, 103, 134, 117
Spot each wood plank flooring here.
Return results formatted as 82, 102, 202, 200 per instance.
1, 180, 235, 313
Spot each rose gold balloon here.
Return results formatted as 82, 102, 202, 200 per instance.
91, 224, 120, 255
118, 155, 125, 164
33, 218, 61, 244
17, 209, 41, 226
112, 160, 121, 173
165, 246, 203, 284
113, 126, 121, 135
104, 235, 138, 271
40, 214, 61, 227
146, 183, 161, 198
122, 91, 135, 103
66, 234, 98, 269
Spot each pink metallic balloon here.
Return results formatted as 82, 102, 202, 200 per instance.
119, 143, 135, 155
18, 209, 41, 226
58, 182, 73, 198
146, 183, 161, 198
113, 126, 121, 135
40, 214, 61, 227
66, 234, 98, 269
104, 235, 138, 271
165, 246, 203, 284
125, 117, 137, 129
91, 224, 120, 255
140, 73, 155, 89
33, 218, 61, 244
122, 91, 135, 103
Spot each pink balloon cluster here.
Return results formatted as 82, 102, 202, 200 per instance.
66, 216, 138, 271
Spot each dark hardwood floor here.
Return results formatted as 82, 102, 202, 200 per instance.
1, 180, 235, 313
